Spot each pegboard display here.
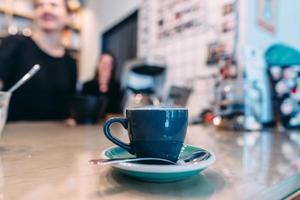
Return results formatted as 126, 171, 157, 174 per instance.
138, 0, 237, 114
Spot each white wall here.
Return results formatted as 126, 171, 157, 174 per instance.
78, 9, 99, 81
88, 0, 141, 33
246, 0, 300, 51
138, 0, 231, 116
79, 0, 141, 81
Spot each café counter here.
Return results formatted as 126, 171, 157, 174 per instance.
0, 122, 299, 199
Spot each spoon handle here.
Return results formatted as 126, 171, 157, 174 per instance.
89, 157, 176, 165
8, 64, 40, 93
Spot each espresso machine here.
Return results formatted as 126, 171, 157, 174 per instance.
121, 57, 167, 109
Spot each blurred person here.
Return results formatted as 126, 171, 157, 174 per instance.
82, 52, 123, 114
0, 0, 77, 121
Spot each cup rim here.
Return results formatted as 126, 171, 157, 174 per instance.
0, 91, 11, 96
126, 107, 188, 111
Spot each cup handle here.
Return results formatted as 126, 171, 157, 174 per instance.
103, 118, 135, 154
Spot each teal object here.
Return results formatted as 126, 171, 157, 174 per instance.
116, 168, 205, 182
265, 44, 300, 66
103, 107, 188, 162
102, 144, 215, 182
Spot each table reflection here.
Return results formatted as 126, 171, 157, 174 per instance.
0, 123, 299, 199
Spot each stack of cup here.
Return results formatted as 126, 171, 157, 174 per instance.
0, 92, 11, 137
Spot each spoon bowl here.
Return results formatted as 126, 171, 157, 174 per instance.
89, 150, 210, 165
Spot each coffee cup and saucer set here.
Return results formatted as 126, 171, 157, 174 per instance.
91, 107, 215, 182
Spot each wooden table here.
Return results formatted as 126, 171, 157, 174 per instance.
0, 122, 300, 200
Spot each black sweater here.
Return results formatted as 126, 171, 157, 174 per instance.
0, 35, 77, 121
82, 79, 123, 114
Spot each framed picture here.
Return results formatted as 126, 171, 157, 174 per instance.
206, 42, 226, 65
257, 0, 277, 33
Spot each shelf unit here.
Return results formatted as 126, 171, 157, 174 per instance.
0, 1, 83, 62
0, 6, 33, 19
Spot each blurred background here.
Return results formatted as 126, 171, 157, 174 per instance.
0, 0, 299, 130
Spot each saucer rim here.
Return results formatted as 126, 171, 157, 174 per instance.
101, 144, 216, 173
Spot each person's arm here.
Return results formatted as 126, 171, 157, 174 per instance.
0, 35, 22, 90
69, 58, 78, 94
65, 57, 78, 126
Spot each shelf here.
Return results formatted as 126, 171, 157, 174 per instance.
0, 6, 81, 32
0, 4, 82, 62
0, 6, 33, 20
66, 23, 81, 32
12, 9, 33, 20
66, 46, 80, 52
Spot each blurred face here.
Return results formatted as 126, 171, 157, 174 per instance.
98, 54, 114, 81
97, 54, 114, 93
34, 0, 68, 32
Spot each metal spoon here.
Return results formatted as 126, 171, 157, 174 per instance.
8, 64, 40, 93
89, 151, 210, 165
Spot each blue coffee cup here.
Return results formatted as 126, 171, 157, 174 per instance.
103, 107, 188, 162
